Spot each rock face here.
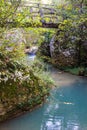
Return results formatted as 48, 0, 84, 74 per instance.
25, 46, 38, 55
2, 28, 26, 59
4, 28, 26, 44
49, 35, 55, 57
51, 52, 76, 68
49, 35, 76, 68
3, 28, 26, 51
38, 41, 51, 60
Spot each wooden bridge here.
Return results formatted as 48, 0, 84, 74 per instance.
16, 1, 60, 28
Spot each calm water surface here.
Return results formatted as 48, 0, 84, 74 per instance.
0, 66, 87, 130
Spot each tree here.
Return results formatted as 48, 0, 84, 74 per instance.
0, 0, 21, 27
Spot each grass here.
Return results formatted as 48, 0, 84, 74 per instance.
65, 67, 87, 76
65, 67, 80, 75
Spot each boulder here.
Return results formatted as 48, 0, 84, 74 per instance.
49, 35, 76, 68
25, 46, 38, 55
4, 28, 26, 45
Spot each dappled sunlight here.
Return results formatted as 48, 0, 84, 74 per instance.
41, 0, 67, 5
0, 0, 87, 129
0, 68, 87, 130
23, 0, 66, 4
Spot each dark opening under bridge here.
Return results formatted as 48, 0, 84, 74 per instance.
14, 1, 60, 28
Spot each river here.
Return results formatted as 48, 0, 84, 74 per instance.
0, 58, 87, 130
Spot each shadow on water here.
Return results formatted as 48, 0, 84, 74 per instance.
0, 64, 87, 130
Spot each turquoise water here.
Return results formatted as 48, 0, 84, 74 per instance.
0, 68, 87, 130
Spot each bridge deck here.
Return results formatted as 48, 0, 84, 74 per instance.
6, 1, 60, 28
18, 1, 59, 28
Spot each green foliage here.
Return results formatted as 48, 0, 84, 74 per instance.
0, 0, 21, 27
31, 59, 54, 85
0, 28, 25, 61
24, 28, 55, 49
0, 49, 52, 119
0, 52, 51, 94
0, 0, 42, 28
24, 28, 45, 46
0, 0, 87, 121
0, 27, 53, 120
65, 67, 87, 76
37, 29, 55, 61
56, 16, 87, 65
37, 0, 87, 70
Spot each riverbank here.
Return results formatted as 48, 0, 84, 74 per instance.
63, 67, 87, 77
0, 94, 48, 123
0, 64, 87, 130
0, 52, 53, 122
48, 65, 81, 87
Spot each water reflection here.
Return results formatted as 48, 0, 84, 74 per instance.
0, 71, 87, 130
40, 79, 87, 130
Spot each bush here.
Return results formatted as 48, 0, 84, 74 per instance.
0, 28, 53, 121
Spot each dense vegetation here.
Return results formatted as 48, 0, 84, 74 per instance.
38, 0, 87, 75
0, 0, 87, 122
0, 0, 53, 121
